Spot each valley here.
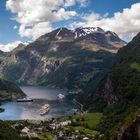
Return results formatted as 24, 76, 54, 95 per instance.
0, 27, 139, 140
0, 0, 140, 139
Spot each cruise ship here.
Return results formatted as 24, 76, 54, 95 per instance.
58, 94, 65, 99
40, 104, 50, 115
17, 98, 33, 102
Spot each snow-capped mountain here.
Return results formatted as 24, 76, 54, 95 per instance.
37, 27, 126, 50
0, 26, 126, 89
74, 27, 105, 39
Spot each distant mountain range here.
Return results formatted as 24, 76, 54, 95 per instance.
0, 27, 125, 91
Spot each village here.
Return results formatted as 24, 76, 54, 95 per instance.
8, 112, 103, 140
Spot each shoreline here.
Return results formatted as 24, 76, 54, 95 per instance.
0, 108, 5, 113
0, 102, 5, 113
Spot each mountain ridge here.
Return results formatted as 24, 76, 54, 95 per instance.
0, 27, 125, 91
37, 27, 126, 50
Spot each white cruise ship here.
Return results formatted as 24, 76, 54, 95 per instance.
39, 104, 50, 115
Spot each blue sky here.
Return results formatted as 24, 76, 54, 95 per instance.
0, 0, 140, 51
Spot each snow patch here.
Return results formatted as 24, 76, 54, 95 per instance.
74, 27, 105, 39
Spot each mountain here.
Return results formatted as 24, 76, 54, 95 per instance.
77, 32, 140, 139
0, 78, 25, 101
0, 50, 6, 57
0, 27, 125, 90
74, 27, 125, 49
37, 27, 125, 51
0, 50, 4, 56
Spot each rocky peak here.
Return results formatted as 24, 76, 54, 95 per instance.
74, 27, 105, 39
105, 31, 124, 43
54, 27, 74, 40
35, 27, 125, 50
105, 31, 119, 37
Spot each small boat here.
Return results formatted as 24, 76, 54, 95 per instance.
40, 104, 50, 115
58, 94, 65, 99
17, 98, 33, 102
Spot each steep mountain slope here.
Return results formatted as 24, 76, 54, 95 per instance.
0, 27, 125, 90
0, 50, 6, 57
78, 32, 140, 140
0, 78, 25, 101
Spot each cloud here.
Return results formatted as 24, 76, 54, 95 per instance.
65, 0, 76, 7
19, 22, 53, 40
65, 0, 88, 7
6, 0, 80, 40
72, 3, 140, 41
0, 41, 27, 52
7, 0, 139, 42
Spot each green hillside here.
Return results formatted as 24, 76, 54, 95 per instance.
0, 120, 22, 140
77, 33, 140, 139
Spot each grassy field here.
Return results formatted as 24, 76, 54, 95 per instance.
58, 113, 103, 137
130, 62, 140, 72
81, 113, 103, 129
59, 113, 103, 130
70, 126, 99, 136
38, 132, 53, 140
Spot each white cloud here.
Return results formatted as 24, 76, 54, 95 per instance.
7, 0, 139, 42
72, 3, 140, 41
19, 22, 53, 40
0, 41, 28, 52
65, 0, 76, 7
64, 0, 88, 7
6, 0, 79, 40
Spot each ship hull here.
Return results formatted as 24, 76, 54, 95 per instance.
17, 99, 33, 102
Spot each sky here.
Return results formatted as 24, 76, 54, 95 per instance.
0, 0, 140, 52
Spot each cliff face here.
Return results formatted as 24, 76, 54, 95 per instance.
77, 32, 140, 139
0, 27, 125, 90
103, 33, 140, 139
100, 32, 140, 105
117, 115, 140, 140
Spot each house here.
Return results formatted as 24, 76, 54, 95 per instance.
21, 127, 30, 137
60, 120, 71, 126
83, 137, 89, 140
11, 123, 19, 129
59, 131, 63, 137
49, 123, 56, 130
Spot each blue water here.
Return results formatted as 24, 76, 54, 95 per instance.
0, 86, 75, 120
